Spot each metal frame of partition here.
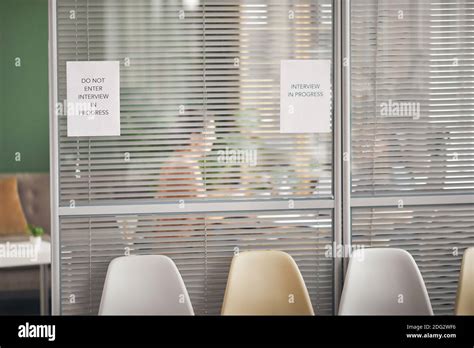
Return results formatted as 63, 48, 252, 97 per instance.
48, 0, 61, 316
341, 0, 351, 277
332, 0, 353, 313
332, 0, 342, 313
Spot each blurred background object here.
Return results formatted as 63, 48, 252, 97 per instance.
0, 0, 50, 314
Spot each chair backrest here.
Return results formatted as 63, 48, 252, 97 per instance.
99, 255, 194, 315
339, 248, 433, 315
455, 247, 474, 315
221, 250, 314, 315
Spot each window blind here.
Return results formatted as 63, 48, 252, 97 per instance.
54, 0, 335, 315
351, 0, 474, 196
56, 0, 333, 205
60, 209, 333, 315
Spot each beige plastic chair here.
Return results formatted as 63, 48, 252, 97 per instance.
221, 250, 314, 315
455, 247, 474, 315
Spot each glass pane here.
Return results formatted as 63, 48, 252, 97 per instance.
56, 0, 333, 205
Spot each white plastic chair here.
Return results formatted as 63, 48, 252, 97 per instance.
339, 248, 433, 315
99, 255, 194, 315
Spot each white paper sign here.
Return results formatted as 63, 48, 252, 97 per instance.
67, 61, 120, 137
280, 60, 331, 133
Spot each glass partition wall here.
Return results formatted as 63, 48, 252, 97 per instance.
50, 0, 474, 315
350, 0, 474, 315
51, 0, 335, 315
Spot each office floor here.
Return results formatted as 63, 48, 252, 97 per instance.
0, 291, 41, 315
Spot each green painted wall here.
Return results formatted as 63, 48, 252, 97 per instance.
0, 0, 49, 173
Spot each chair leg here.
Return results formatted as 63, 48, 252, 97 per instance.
39, 264, 50, 315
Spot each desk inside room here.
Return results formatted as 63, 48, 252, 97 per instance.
0, 240, 51, 315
